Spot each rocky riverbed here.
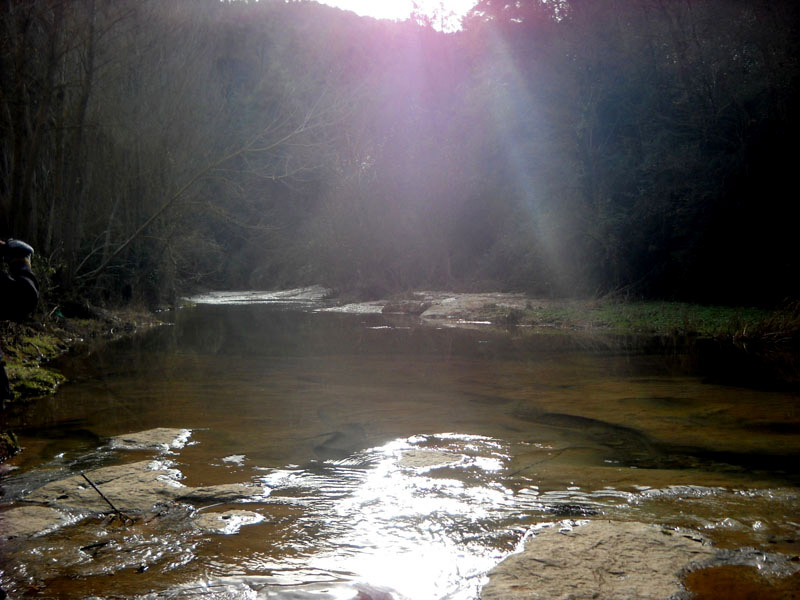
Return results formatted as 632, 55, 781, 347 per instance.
482, 519, 800, 600
3, 290, 799, 598
3, 427, 798, 599
0, 428, 268, 539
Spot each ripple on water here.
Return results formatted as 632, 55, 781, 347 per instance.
685, 566, 800, 600
4, 429, 800, 599
237, 434, 626, 598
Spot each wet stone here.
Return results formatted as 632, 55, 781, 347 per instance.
176, 482, 269, 503
0, 505, 75, 539
481, 520, 717, 600
192, 509, 265, 534
381, 301, 431, 315
145, 581, 404, 600
21, 461, 269, 517
23, 460, 185, 513
397, 449, 462, 470
108, 428, 192, 452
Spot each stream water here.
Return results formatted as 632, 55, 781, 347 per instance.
1, 295, 799, 599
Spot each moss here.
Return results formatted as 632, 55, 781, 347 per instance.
19, 334, 68, 360
5, 364, 66, 399
0, 430, 21, 462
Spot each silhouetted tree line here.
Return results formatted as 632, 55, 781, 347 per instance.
1, 0, 797, 308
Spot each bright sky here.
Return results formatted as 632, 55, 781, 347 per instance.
312, 0, 478, 30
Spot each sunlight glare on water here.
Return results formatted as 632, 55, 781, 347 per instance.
2, 301, 799, 599
231, 433, 524, 599
311, 435, 511, 599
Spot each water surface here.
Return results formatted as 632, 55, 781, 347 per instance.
2, 302, 799, 598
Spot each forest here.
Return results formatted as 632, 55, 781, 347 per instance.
2, 0, 798, 309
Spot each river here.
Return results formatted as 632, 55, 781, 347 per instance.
1, 294, 799, 599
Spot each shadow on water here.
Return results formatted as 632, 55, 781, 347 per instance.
514, 410, 800, 485
693, 337, 800, 392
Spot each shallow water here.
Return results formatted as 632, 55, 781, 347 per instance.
2, 302, 800, 598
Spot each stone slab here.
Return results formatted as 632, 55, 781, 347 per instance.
481, 520, 717, 600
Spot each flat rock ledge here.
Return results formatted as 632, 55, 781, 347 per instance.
320, 291, 533, 322
193, 509, 265, 534
481, 520, 716, 600
0, 505, 77, 539
1, 460, 268, 540
108, 427, 192, 452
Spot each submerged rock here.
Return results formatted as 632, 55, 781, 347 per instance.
176, 482, 269, 503
0, 505, 75, 539
24, 460, 185, 513
142, 580, 405, 600
21, 460, 267, 520
418, 292, 529, 321
109, 427, 192, 452
193, 509, 265, 534
481, 520, 716, 600
318, 291, 533, 326
397, 449, 462, 470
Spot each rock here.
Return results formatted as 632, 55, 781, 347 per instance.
320, 291, 532, 325
148, 581, 405, 600
397, 449, 462, 470
176, 482, 269, 503
381, 301, 431, 316
192, 509, 265, 534
109, 428, 192, 452
419, 292, 529, 320
187, 286, 331, 306
221, 454, 246, 466
20, 459, 268, 523
24, 460, 186, 513
481, 520, 717, 600
318, 301, 387, 315
0, 505, 75, 539
354, 583, 402, 600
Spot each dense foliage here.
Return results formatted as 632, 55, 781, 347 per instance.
1, 0, 797, 307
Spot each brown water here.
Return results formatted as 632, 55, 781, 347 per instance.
2, 302, 800, 599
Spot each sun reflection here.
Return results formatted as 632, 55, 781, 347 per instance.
307, 434, 515, 599
238, 430, 797, 599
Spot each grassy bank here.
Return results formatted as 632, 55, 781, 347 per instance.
3, 296, 797, 401
478, 299, 798, 341
0, 309, 158, 461
1, 308, 162, 403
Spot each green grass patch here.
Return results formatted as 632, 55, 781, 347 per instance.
19, 334, 68, 359
516, 300, 772, 337
5, 363, 67, 399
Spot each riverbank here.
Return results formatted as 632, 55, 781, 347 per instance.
6, 291, 798, 404
4, 290, 798, 460
1, 307, 162, 402
325, 290, 799, 341
2, 296, 799, 599
0, 307, 163, 461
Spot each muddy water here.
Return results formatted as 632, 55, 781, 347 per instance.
2, 302, 800, 599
